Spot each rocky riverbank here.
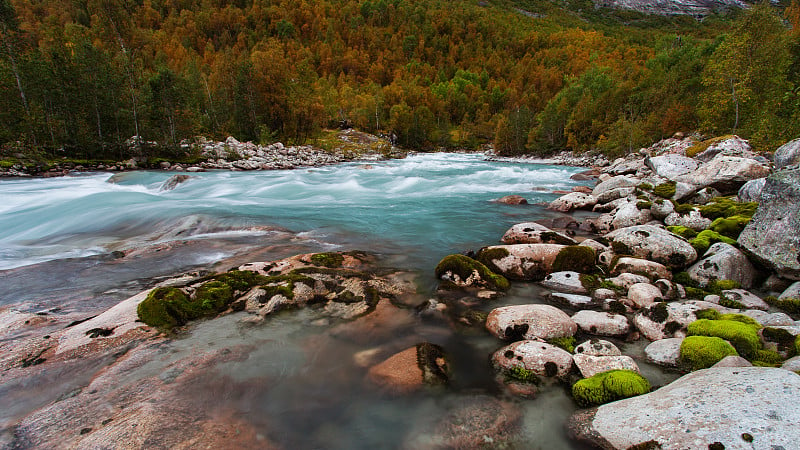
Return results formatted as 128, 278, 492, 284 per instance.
449, 134, 800, 448
0, 129, 402, 178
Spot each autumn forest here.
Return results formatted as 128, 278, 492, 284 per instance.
1, 0, 799, 161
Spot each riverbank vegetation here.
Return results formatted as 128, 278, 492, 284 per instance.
0, 0, 798, 162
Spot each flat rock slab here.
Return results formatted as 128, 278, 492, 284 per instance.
568, 367, 800, 449
644, 337, 683, 367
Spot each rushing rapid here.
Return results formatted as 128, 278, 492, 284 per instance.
0, 153, 587, 273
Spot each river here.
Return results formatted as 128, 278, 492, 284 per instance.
2, 153, 654, 449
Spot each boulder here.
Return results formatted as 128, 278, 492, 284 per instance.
686, 242, 758, 289
592, 175, 638, 198
485, 304, 577, 341
738, 169, 800, 279
403, 396, 521, 449
634, 302, 700, 341
540, 271, 587, 294
645, 154, 698, 180
500, 222, 576, 245
578, 239, 608, 255
476, 244, 567, 281
649, 199, 675, 220
549, 192, 596, 212
741, 310, 794, 327
693, 135, 755, 162
574, 339, 621, 356
780, 281, 800, 300
572, 311, 630, 336
626, 283, 663, 309
712, 355, 752, 368
675, 154, 771, 196
366, 343, 449, 393
548, 293, 598, 310
492, 340, 574, 379
663, 210, 712, 231
611, 257, 671, 281
606, 225, 697, 269
572, 354, 640, 378
611, 202, 651, 230
644, 337, 683, 367
782, 356, 800, 372
568, 367, 800, 450
605, 273, 651, 290
738, 178, 766, 202
774, 137, 800, 169
596, 187, 636, 204
495, 195, 528, 205
160, 175, 193, 191
720, 289, 769, 310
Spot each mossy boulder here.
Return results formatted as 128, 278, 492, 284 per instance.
709, 215, 751, 239
653, 181, 677, 199
552, 245, 597, 274
136, 282, 235, 331
689, 230, 737, 255
605, 225, 697, 269
687, 318, 761, 358
137, 287, 191, 330
571, 370, 650, 407
476, 244, 565, 281
679, 335, 738, 370
699, 197, 758, 220
435, 254, 510, 291
765, 296, 800, 318
666, 225, 697, 239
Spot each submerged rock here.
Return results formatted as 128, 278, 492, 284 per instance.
495, 194, 528, 205
366, 343, 450, 393
568, 367, 800, 449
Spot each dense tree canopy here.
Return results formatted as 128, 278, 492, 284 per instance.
0, 0, 797, 159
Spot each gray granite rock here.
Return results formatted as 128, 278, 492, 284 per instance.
568, 367, 800, 449
485, 304, 577, 341
572, 311, 630, 336
644, 337, 682, 367
491, 340, 573, 379
606, 225, 697, 269
687, 242, 757, 289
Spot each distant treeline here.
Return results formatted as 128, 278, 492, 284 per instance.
0, 0, 798, 160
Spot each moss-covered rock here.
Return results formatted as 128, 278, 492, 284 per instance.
666, 226, 698, 239
653, 181, 676, 199
212, 270, 264, 292
136, 287, 191, 330
752, 349, 784, 367
671, 200, 696, 215
707, 279, 741, 294
309, 252, 345, 268
435, 254, 510, 291
679, 336, 738, 370
571, 370, 651, 407
709, 215, 751, 239
699, 197, 758, 220
764, 296, 800, 318
689, 230, 737, 255
636, 201, 652, 210
553, 245, 596, 273
193, 281, 234, 313
687, 319, 761, 358
506, 366, 541, 384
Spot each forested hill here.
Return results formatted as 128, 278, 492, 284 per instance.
0, 0, 798, 160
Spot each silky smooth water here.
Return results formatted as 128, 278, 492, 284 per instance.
0, 152, 587, 279
1, 153, 635, 448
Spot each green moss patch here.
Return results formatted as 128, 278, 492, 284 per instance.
699, 197, 758, 220
653, 181, 676, 199
137, 284, 233, 331
505, 366, 540, 384
687, 319, 761, 358
309, 252, 345, 268
679, 336, 738, 370
553, 246, 596, 273
764, 296, 800, 318
666, 226, 698, 239
671, 200, 696, 215
709, 215, 751, 239
213, 270, 264, 292
690, 230, 737, 255
435, 254, 510, 291
547, 336, 576, 353
571, 370, 651, 407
